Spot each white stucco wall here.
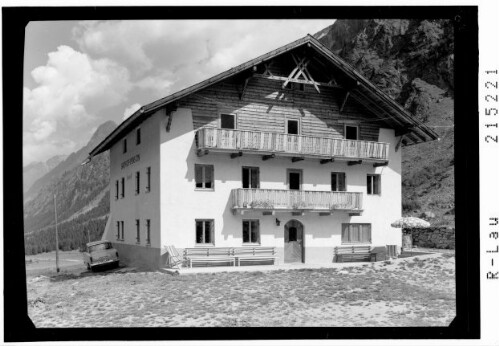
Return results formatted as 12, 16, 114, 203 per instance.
107, 112, 162, 254
159, 108, 402, 263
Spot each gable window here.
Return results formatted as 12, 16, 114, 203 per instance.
146, 219, 151, 245
136, 219, 140, 243
196, 220, 214, 245
146, 167, 151, 192
136, 128, 141, 145
123, 138, 127, 153
242, 167, 260, 189
342, 223, 371, 244
367, 174, 381, 195
242, 220, 260, 244
220, 113, 236, 129
195, 164, 214, 189
121, 177, 125, 198
135, 171, 140, 194
331, 172, 346, 192
287, 119, 299, 135
115, 180, 119, 200
345, 125, 359, 140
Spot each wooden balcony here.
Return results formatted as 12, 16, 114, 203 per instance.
231, 188, 363, 215
197, 128, 389, 163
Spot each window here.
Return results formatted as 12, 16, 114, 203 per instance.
146, 219, 151, 245
135, 172, 140, 194
220, 113, 235, 129
196, 220, 214, 245
146, 167, 151, 192
123, 138, 127, 153
287, 119, 299, 135
342, 223, 371, 244
243, 220, 260, 244
115, 180, 119, 200
367, 174, 381, 195
121, 177, 125, 198
242, 167, 260, 188
298, 83, 305, 91
121, 221, 125, 240
195, 164, 214, 189
331, 172, 346, 192
116, 221, 120, 240
345, 125, 359, 140
136, 219, 140, 243
136, 128, 141, 145
288, 169, 302, 190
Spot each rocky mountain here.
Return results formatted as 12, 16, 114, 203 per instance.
23, 121, 116, 254
316, 19, 454, 226
23, 155, 67, 192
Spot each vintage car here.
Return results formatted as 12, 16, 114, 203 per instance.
83, 240, 119, 270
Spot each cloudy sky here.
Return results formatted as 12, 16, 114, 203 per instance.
23, 19, 334, 166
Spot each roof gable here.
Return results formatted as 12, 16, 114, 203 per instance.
89, 34, 438, 158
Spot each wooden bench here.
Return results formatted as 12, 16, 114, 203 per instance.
183, 247, 235, 268
334, 246, 374, 263
232, 246, 278, 266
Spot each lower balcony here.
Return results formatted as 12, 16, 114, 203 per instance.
231, 188, 363, 216
197, 128, 389, 165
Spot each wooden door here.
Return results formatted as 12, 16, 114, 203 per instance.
284, 220, 304, 263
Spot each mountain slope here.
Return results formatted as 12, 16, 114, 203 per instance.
23, 121, 116, 253
316, 19, 454, 226
23, 155, 67, 192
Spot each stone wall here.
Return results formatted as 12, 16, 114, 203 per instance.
403, 227, 455, 249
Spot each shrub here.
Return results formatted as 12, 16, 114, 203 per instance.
402, 199, 422, 212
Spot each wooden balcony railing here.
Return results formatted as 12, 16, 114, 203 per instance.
197, 128, 389, 161
231, 188, 363, 212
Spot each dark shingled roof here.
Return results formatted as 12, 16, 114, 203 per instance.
88, 34, 439, 158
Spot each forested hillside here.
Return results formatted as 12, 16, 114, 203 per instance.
23, 121, 116, 254
316, 19, 455, 226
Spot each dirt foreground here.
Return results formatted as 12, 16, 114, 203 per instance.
26, 253, 455, 327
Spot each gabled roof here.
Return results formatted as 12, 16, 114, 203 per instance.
88, 34, 439, 158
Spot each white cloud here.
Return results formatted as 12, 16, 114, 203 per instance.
23, 133, 77, 166
123, 103, 141, 120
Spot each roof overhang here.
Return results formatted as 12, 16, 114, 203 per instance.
88, 34, 439, 159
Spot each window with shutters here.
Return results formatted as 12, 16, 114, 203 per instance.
146, 167, 151, 192
115, 180, 119, 200
135, 171, 140, 195
331, 172, 346, 192
195, 164, 214, 190
136, 128, 141, 145
242, 167, 259, 188
196, 220, 214, 245
146, 219, 151, 245
367, 174, 381, 195
242, 220, 260, 244
341, 223, 372, 244
135, 219, 140, 243
121, 177, 125, 198
116, 221, 120, 240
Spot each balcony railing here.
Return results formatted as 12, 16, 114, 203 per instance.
231, 188, 363, 213
197, 128, 389, 161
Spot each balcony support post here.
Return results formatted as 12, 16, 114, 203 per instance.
262, 154, 275, 161
231, 152, 243, 159
319, 212, 332, 216
347, 160, 362, 166
291, 157, 305, 163
197, 149, 209, 157
262, 211, 275, 216
395, 135, 404, 152
320, 158, 334, 164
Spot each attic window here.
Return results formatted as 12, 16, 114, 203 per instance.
287, 119, 300, 135
345, 125, 359, 140
220, 113, 236, 129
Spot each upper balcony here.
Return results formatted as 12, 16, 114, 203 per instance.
231, 188, 363, 216
196, 128, 389, 165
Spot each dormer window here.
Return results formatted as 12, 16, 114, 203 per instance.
345, 125, 359, 140
220, 113, 235, 129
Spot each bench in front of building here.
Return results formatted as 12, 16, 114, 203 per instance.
334, 246, 375, 262
183, 247, 277, 267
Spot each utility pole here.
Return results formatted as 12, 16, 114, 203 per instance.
54, 194, 60, 273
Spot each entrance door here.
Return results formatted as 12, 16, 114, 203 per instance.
284, 220, 304, 263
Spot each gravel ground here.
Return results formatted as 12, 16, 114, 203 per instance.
26, 252, 455, 327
